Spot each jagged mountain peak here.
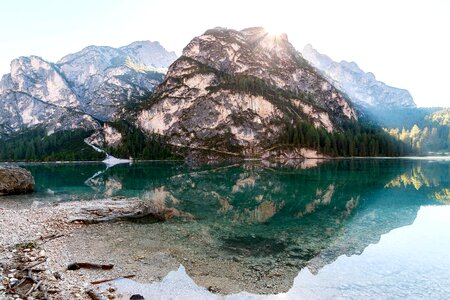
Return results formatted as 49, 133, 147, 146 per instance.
302, 44, 416, 108
137, 27, 357, 158
120, 40, 177, 69
58, 45, 121, 66
0, 39, 176, 136
11, 55, 51, 73
184, 26, 300, 75
303, 45, 363, 75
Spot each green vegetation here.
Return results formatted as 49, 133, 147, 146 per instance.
426, 108, 449, 126
0, 124, 180, 162
15, 241, 37, 250
385, 109, 449, 153
105, 121, 181, 160
0, 127, 105, 161
282, 121, 408, 157
185, 56, 321, 111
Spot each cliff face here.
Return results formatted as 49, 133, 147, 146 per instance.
137, 27, 357, 157
302, 44, 416, 109
0, 41, 176, 136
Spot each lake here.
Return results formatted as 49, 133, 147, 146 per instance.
3, 158, 450, 298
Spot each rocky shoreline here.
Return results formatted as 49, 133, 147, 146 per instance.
0, 198, 184, 299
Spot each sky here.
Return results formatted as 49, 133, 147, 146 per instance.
0, 0, 449, 107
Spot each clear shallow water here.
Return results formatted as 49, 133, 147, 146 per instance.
104, 206, 450, 299
2, 159, 450, 297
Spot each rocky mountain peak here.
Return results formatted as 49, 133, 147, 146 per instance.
183, 26, 300, 77
120, 41, 177, 69
302, 44, 416, 109
0, 40, 176, 136
137, 27, 358, 158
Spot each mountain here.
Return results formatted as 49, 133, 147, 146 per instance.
302, 44, 416, 109
0, 29, 407, 161
0, 41, 176, 136
136, 27, 358, 158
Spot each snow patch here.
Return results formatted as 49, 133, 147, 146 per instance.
84, 138, 131, 167
102, 155, 132, 168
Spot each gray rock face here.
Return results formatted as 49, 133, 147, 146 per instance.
302, 44, 416, 109
0, 41, 176, 136
0, 166, 35, 195
137, 27, 357, 157
120, 41, 178, 69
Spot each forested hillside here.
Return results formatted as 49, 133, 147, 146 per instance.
283, 121, 409, 157
0, 128, 105, 161
385, 109, 449, 153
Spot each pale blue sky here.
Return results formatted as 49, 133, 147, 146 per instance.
1, 0, 449, 107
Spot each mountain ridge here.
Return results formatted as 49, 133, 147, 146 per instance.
0, 40, 176, 136
302, 44, 416, 109
0, 28, 410, 160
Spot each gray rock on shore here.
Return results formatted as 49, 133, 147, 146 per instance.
0, 166, 35, 196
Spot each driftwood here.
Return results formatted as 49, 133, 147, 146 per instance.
67, 199, 180, 224
67, 263, 114, 271
39, 233, 65, 243
91, 274, 135, 285
12, 263, 49, 299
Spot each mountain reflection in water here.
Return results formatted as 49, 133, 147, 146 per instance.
7, 158, 450, 294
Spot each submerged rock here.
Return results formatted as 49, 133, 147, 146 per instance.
0, 166, 35, 196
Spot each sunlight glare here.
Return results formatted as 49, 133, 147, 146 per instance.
264, 24, 286, 37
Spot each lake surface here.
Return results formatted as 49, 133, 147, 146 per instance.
3, 158, 450, 298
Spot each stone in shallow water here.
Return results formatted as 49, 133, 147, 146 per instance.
0, 166, 34, 196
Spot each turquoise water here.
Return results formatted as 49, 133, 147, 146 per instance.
4, 158, 450, 297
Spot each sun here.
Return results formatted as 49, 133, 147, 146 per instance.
264, 24, 286, 37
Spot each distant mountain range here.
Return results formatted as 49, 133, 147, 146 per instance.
302, 44, 416, 110
0, 41, 176, 136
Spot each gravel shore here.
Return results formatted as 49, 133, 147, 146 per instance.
0, 199, 180, 300
0, 198, 299, 299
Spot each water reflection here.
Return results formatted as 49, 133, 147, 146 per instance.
5, 159, 450, 294
104, 206, 450, 299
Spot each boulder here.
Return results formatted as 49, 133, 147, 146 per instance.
0, 166, 35, 196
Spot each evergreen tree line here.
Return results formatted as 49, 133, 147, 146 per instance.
0, 127, 105, 161
282, 121, 411, 157
105, 121, 180, 160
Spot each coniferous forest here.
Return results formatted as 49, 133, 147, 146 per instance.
0, 121, 410, 161
1, 104, 446, 162
104, 121, 181, 160
282, 121, 409, 157
0, 128, 105, 161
